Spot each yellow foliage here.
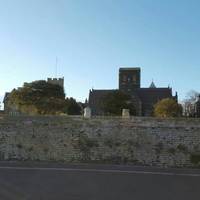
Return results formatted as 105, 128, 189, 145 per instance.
154, 98, 182, 118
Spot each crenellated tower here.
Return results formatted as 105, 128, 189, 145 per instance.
47, 77, 64, 88
119, 67, 141, 93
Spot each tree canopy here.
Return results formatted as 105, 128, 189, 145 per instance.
154, 98, 182, 118
101, 91, 136, 116
8, 80, 66, 115
64, 98, 82, 115
8, 80, 83, 115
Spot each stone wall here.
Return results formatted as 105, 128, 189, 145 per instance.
0, 116, 200, 167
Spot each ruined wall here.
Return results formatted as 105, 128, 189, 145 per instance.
0, 116, 200, 167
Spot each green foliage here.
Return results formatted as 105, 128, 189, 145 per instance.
74, 134, 99, 161
154, 142, 164, 154
28, 146, 34, 152
16, 143, 23, 149
168, 148, 176, 154
64, 98, 82, 115
101, 91, 136, 116
78, 134, 98, 150
190, 154, 200, 165
177, 144, 188, 153
154, 98, 183, 118
8, 80, 66, 115
104, 137, 122, 148
104, 138, 115, 148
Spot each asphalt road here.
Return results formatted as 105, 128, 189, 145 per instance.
0, 162, 199, 200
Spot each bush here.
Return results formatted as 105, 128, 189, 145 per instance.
63, 98, 82, 115
168, 148, 176, 154
190, 154, 200, 165
154, 98, 182, 118
177, 144, 188, 153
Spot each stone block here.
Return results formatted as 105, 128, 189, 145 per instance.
84, 107, 91, 119
122, 109, 130, 119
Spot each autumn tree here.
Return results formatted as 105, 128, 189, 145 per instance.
154, 98, 182, 118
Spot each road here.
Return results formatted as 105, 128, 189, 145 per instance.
0, 162, 199, 200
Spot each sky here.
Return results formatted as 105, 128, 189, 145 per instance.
0, 0, 200, 105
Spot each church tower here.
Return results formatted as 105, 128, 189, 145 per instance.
119, 67, 141, 93
47, 77, 64, 88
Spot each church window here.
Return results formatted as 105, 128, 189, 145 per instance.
123, 75, 126, 82
133, 75, 137, 83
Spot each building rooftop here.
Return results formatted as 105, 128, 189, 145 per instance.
119, 67, 140, 71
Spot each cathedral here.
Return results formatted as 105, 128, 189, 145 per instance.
88, 67, 178, 116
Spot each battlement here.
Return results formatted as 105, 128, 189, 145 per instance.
47, 77, 64, 88
47, 78, 64, 81
23, 82, 29, 87
119, 67, 141, 71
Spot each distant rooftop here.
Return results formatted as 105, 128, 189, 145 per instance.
119, 67, 140, 71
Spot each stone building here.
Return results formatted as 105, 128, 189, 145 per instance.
88, 67, 178, 116
195, 95, 200, 117
184, 95, 200, 117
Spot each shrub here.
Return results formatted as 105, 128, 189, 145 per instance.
154, 98, 182, 118
177, 144, 188, 153
190, 154, 200, 165
154, 142, 164, 153
168, 148, 176, 154
16, 143, 23, 149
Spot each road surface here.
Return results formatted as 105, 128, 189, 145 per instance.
0, 162, 199, 200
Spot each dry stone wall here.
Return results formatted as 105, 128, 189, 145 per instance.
0, 116, 200, 167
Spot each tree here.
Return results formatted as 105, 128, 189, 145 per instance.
64, 97, 82, 115
101, 91, 136, 116
154, 98, 182, 118
8, 80, 66, 115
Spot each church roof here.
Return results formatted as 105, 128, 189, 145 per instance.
149, 81, 156, 88
135, 88, 172, 102
89, 89, 117, 101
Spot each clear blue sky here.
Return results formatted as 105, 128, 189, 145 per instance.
0, 0, 200, 104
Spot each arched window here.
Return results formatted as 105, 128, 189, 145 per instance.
132, 75, 137, 83
123, 75, 126, 82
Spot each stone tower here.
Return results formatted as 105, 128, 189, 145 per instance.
119, 67, 141, 93
47, 77, 64, 88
